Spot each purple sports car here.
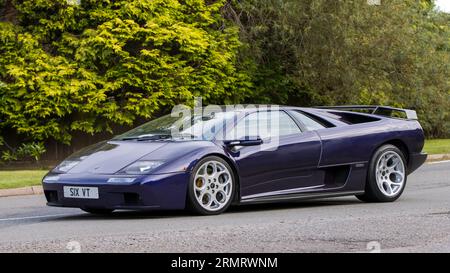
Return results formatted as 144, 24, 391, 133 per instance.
42, 105, 427, 215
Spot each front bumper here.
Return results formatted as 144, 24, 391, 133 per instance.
42, 172, 190, 210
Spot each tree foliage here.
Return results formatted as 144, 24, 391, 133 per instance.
227, 0, 449, 137
0, 0, 250, 160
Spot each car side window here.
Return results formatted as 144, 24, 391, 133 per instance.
226, 111, 301, 140
289, 110, 326, 131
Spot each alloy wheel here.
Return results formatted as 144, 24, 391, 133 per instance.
375, 151, 406, 197
193, 160, 233, 212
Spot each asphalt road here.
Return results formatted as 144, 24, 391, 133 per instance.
0, 161, 449, 253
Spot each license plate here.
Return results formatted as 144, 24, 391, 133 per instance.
63, 186, 99, 199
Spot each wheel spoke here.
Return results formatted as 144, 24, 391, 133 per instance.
219, 175, 230, 185
385, 154, 395, 164
209, 193, 217, 207
379, 157, 386, 168
388, 157, 401, 171
216, 170, 227, 177
384, 181, 393, 195
218, 183, 231, 194
195, 187, 205, 194
198, 165, 206, 176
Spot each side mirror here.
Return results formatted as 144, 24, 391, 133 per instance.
224, 137, 263, 147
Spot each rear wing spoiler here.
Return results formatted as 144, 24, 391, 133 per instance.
315, 105, 418, 120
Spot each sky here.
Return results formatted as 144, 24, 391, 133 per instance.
435, 0, 450, 12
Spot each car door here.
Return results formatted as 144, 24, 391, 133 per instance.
225, 110, 322, 198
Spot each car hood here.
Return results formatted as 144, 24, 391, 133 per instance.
66, 141, 168, 174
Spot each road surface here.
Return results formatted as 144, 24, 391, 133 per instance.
0, 161, 449, 253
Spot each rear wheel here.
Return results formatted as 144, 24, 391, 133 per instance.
357, 144, 407, 202
187, 156, 236, 215
81, 208, 114, 215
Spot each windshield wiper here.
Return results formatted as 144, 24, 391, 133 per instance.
119, 133, 198, 141
173, 133, 197, 139
119, 134, 172, 141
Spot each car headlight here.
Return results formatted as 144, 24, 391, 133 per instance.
107, 177, 136, 183
43, 175, 60, 182
121, 160, 164, 175
55, 160, 81, 173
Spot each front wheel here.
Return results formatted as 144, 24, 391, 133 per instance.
187, 156, 236, 215
357, 144, 407, 202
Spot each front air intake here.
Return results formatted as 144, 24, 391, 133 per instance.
44, 190, 58, 203
123, 192, 141, 205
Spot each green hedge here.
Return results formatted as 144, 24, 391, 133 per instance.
0, 0, 251, 158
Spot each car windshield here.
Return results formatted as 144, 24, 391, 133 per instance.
114, 111, 237, 141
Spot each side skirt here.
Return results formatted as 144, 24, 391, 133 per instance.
239, 191, 364, 205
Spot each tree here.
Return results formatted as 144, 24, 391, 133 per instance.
0, 0, 251, 161
226, 0, 449, 137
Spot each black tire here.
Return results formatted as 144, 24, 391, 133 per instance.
187, 156, 236, 215
356, 144, 407, 202
81, 208, 114, 215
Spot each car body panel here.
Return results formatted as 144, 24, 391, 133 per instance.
66, 141, 168, 174
229, 131, 322, 197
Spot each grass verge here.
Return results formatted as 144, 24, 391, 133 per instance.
423, 139, 450, 155
0, 170, 48, 190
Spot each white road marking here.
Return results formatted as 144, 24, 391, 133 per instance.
428, 160, 450, 165
0, 213, 74, 222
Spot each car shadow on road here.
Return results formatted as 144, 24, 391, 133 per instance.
52, 197, 362, 221
228, 198, 362, 214
54, 209, 190, 221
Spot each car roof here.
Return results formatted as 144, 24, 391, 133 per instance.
205, 105, 387, 127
